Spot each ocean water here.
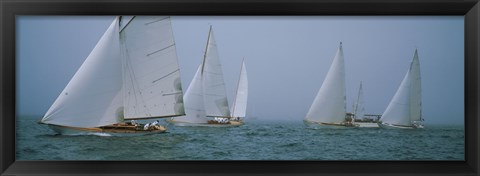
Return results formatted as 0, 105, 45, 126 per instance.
16, 115, 464, 160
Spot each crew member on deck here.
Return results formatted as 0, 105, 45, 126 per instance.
151, 120, 159, 126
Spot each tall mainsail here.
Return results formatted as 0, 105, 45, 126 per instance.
41, 17, 124, 128
231, 59, 248, 118
120, 16, 184, 120
305, 42, 347, 124
380, 49, 422, 126
353, 82, 366, 120
201, 26, 231, 117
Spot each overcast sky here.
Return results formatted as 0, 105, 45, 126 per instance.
17, 16, 464, 125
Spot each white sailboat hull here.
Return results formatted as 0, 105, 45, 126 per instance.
378, 122, 423, 129
303, 119, 357, 128
47, 124, 167, 136
355, 122, 379, 128
166, 119, 243, 127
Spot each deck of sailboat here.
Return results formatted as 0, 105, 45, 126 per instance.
303, 120, 355, 128
355, 122, 379, 128
304, 119, 381, 128
378, 123, 423, 129
46, 123, 167, 136
167, 119, 243, 127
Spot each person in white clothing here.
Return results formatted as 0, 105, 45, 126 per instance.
143, 123, 150, 130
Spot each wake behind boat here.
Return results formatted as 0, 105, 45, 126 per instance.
39, 16, 185, 135
378, 49, 424, 129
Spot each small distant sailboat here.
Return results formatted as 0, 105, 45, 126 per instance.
39, 16, 185, 135
379, 49, 424, 129
229, 59, 248, 125
304, 42, 356, 127
353, 82, 366, 121
168, 26, 240, 127
352, 82, 379, 128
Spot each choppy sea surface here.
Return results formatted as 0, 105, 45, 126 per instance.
17, 115, 464, 160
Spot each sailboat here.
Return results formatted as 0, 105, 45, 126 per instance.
304, 42, 356, 127
39, 16, 185, 136
168, 26, 240, 127
379, 49, 424, 129
229, 59, 248, 125
352, 82, 379, 128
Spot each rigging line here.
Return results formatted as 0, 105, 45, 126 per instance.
123, 34, 146, 116
119, 16, 136, 33
122, 40, 138, 112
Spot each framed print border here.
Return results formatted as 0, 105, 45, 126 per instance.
1, 0, 479, 175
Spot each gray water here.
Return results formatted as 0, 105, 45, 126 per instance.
16, 115, 464, 160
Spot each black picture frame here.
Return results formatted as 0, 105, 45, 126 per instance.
1, 0, 478, 175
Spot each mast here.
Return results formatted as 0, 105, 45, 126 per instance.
201, 25, 212, 75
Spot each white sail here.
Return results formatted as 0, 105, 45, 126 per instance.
120, 16, 184, 120
41, 18, 123, 128
305, 42, 346, 124
201, 26, 231, 117
231, 59, 248, 118
380, 49, 422, 126
353, 82, 366, 120
171, 65, 209, 123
